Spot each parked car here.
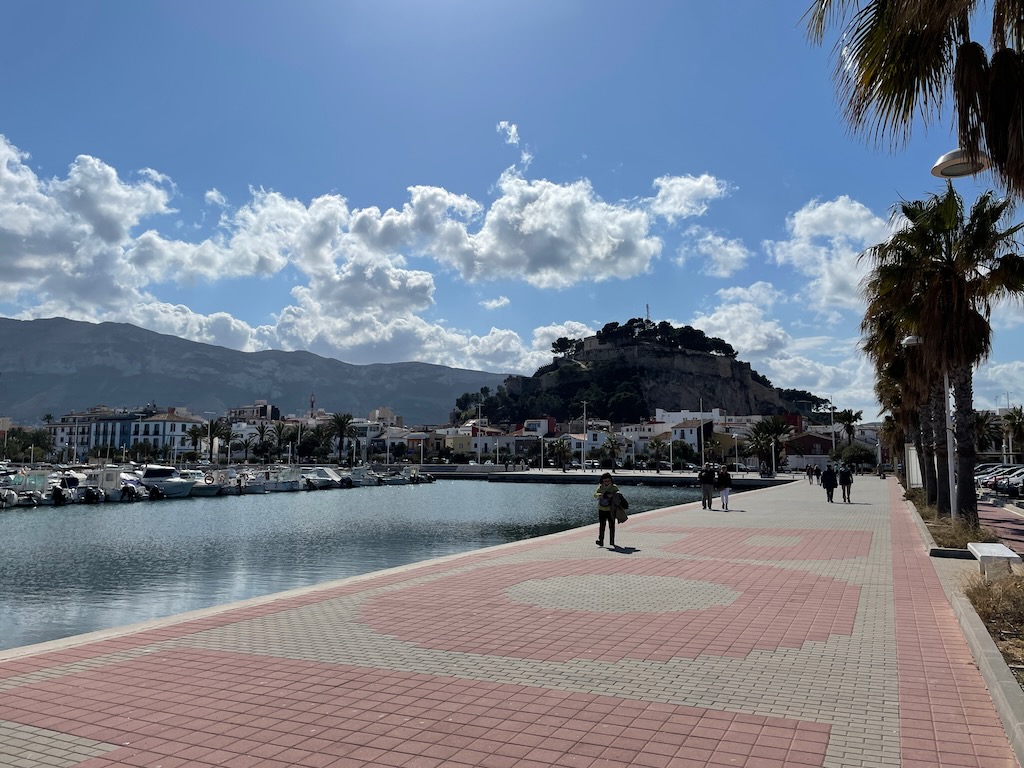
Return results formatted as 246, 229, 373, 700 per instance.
992, 467, 1024, 492
985, 466, 1024, 489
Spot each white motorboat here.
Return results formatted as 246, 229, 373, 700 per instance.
264, 465, 302, 492
139, 465, 197, 498
82, 466, 148, 502
378, 470, 410, 485
340, 466, 383, 487
300, 466, 347, 490
180, 468, 226, 497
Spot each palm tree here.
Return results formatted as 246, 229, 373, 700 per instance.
860, 183, 1024, 524
603, 435, 622, 472
186, 425, 206, 456
234, 436, 256, 463
834, 409, 864, 446
648, 437, 668, 472
1005, 405, 1024, 462
747, 417, 793, 472
329, 413, 355, 465
549, 438, 571, 472
806, 0, 1024, 197
975, 411, 1004, 454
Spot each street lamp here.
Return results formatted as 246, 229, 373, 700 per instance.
204, 411, 216, 465
829, 395, 836, 457
903, 335, 957, 520
931, 148, 991, 178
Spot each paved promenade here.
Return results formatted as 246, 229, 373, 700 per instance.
1, 476, 1021, 767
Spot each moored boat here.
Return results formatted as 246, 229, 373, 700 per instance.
180, 468, 226, 497
139, 464, 196, 498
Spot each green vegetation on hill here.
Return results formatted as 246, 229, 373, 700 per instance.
551, 317, 736, 359
453, 318, 813, 429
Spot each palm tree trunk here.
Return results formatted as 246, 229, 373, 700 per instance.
951, 363, 980, 527
930, 380, 952, 517
918, 402, 937, 506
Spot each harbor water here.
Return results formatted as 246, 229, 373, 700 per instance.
0, 479, 701, 651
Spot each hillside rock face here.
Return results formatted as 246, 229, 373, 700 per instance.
508, 341, 790, 416
0, 318, 508, 426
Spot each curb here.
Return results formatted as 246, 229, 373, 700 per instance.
907, 499, 1024, 766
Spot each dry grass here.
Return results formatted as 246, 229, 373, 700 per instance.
903, 487, 1001, 548
906, 485, 1024, 684
963, 571, 1024, 685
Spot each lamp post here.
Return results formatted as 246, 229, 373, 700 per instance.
698, 397, 704, 464
903, 335, 957, 520
580, 401, 589, 470
203, 411, 217, 465
829, 395, 836, 458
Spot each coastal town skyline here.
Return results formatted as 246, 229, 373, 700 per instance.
2, 1, 1021, 419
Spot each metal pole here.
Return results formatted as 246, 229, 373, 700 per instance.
582, 401, 587, 469
944, 367, 957, 521
830, 395, 835, 457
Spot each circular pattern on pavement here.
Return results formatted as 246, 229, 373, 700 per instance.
362, 556, 860, 662
505, 575, 741, 612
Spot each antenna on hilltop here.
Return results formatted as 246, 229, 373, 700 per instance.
646, 304, 650, 322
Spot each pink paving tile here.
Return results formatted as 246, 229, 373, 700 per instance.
657, 528, 873, 560
890, 483, 1020, 768
0, 649, 829, 767
361, 558, 860, 661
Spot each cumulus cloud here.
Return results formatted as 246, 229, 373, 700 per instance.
680, 226, 752, 278
648, 174, 729, 223
480, 296, 510, 309
716, 281, 786, 306
763, 195, 890, 316
0, 132, 902, 399
428, 169, 661, 288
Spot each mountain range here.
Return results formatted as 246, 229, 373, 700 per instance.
0, 318, 509, 427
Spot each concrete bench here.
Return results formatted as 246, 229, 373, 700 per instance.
967, 542, 1022, 580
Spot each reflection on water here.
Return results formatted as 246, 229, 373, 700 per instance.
0, 479, 699, 650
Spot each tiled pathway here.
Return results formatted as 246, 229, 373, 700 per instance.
0, 476, 1019, 767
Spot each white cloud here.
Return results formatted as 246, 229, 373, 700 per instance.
480, 296, 510, 309
205, 188, 227, 207
681, 226, 751, 278
716, 281, 786, 306
496, 121, 520, 145
763, 195, 890, 317
432, 169, 660, 288
648, 174, 729, 223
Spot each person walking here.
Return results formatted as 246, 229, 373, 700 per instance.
806, 465, 814, 484
814, 464, 822, 485
593, 472, 618, 548
698, 462, 716, 509
838, 464, 854, 503
716, 465, 733, 511
821, 464, 838, 503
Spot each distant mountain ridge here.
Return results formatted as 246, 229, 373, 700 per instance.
0, 318, 509, 426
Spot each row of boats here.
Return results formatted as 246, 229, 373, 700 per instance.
0, 463, 436, 507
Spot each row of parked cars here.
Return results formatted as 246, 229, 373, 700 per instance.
975, 463, 1024, 496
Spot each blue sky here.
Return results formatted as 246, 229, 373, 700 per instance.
2, 1, 1020, 419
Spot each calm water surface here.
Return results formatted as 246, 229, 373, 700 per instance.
0, 479, 700, 651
